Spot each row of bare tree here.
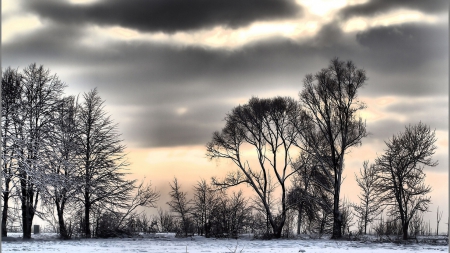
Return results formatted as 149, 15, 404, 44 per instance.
2, 59, 438, 241
165, 178, 252, 238
206, 58, 438, 239
1, 64, 159, 239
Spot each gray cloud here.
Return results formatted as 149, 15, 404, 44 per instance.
366, 115, 447, 148
355, 23, 448, 97
366, 119, 408, 144
356, 24, 447, 68
123, 103, 230, 148
25, 0, 301, 33
385, 98, 448, 131
339, 0, 449, 20
2, 21, 447, 148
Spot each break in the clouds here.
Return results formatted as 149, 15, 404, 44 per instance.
24, 0, 302, 33
339, 0, 449, 20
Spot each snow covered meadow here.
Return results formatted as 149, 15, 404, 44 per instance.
1, 233, 448, 253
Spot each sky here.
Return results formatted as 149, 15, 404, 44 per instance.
2, 0, 448, 233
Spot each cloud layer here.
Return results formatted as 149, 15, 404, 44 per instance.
2, 20, 448, 150
25, 0, 301, 33
3, 1, 448, 150
339, 0, 449, 19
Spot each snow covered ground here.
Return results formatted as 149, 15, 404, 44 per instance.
1, 233, 448, 253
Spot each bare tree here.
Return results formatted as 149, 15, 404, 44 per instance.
287, 151, 331, 235
167, 177, 192, 237
436, 206, 443, 235
206, 96, 299, 238
192, 179, 219, 237
77, 88, 135, 238
226, 190, 251, 238
115, 180, 160, 230
353, 161, 382, 235
374, 122, 437, 240
294, 58, 368, 239
33, 96, 83, 239
18, 64, 66, 239
157, 208, 175, 233
208, 190, 250, 238
94, 180, 159, 238
1, 68, 23, 237
340, 197, 354, 236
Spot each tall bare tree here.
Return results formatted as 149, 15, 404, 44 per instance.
374, 122, 437, 240
294, 58, 367, 239
78, 88, 135, 238
18, 64, 66, 239
207, 96, 300, 238
353, 161, 382, 235
38, 96, 82, 239
1, 68, 23, 237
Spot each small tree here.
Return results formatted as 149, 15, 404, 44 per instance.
157, 208, 175, 233
340, 197, 354, 236
374, 122, 437, 240
192, 179, 218, 237
167, 177, 192, 237
436, 206, 443, 236
353, 161, 382, 235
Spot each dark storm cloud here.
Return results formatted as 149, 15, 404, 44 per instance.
25, 0, 301, 33
2, 21, 447, 148
339, 0, 449, 20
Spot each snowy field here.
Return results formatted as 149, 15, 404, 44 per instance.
1, 233, 448, 253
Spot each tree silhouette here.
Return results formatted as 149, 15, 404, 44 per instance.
293, 58, 368, 239
207, 96, 299, 238
374, 122, 437, 240
353, 161, 382, 235
78, 88, 135, 238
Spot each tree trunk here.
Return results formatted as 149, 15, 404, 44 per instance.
21, 203, 34, 239
56, 204, 69, 240
402, 222, 409, 240
297, 202, 304, 235
84, 202, 91, 238
2, 186, 10, 237
331, 191, 342, 239
364, 220, 367, 235
21, 177, 35, 240
273, 228, 282, 238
